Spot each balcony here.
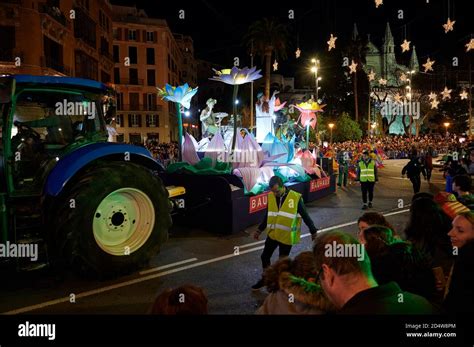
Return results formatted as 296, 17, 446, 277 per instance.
39, 4, 67, 26
118, 104, 163, 111
116, 78, 144, 86
40, 56, 72, 75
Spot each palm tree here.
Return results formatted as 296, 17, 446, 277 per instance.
345, 25, 368, 123
245, 18, 289, 99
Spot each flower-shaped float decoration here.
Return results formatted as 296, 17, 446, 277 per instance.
210, 66, 262, 151
157, 83, 198, 161
294, 101, 325, 149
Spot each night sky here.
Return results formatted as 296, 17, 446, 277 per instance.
111, 0, 473, 80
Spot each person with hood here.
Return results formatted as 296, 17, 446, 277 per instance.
256, 252, 335, 314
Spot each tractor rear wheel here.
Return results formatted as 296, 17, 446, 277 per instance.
49, 161, 171, 278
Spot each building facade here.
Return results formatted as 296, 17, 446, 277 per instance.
0, 0, 113, 81
112, 5, 196, 144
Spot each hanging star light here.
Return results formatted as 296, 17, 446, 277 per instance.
460, 90, 468, 100
423, 58, 435, 72
401, 40, 411, 53
273, 59, 278, 71
441, 86, 452, 100
466, 39, 474, 52
368, 70, 376, 81
399, 73, 408, 82
393, 93, 402, 103
430, 99, 440, 109
378, 78, 387, 86
443, 18, 455, 33
375, 0, 383, 8
295, 47, 301, 58
349, 60, 358, 74
327, 34, 337, 51
428, 92, 437, 100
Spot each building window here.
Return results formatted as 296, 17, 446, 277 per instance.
129, 133, 142, 144
43, 35, 64, 73
116, 93, 124, 110
129, 93, 139, 110
129, 68, 138, 85
146, 114, 159, 127
146, 93, 157, 110
73, 7, 96, 48
146, 48, 155, 65
101, 70, 110, 83
113, 45, 119, 63
128, 114, 141, 128
75, 50, 97, 80
114, 67, 120, 84
128, 29, 137, 41
116, 134, 124, 143
146, 31, 155, 42
147, 69, 155, 86
116, 114, 124, 127
128, 46, 137, 64
100, 37, 110, 57
113, 28, 118, 40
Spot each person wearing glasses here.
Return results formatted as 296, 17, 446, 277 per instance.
251, 176, 319, 290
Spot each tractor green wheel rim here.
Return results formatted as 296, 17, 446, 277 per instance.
92, 188, 155, 256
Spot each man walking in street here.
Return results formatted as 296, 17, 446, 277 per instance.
251, 176, 319, 290
402, 151, 427, 194
356, 150, 378, 210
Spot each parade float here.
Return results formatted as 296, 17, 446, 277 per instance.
158, 66, 336, 234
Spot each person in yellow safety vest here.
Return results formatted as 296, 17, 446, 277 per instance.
356, 150, 378, 210
251, 176, 319, 291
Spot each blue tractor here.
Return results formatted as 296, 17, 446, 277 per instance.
0, 75, 184, 277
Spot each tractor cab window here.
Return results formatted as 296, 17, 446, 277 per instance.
10, 90, 106, 192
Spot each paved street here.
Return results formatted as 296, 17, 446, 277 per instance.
0, 159, 445, 315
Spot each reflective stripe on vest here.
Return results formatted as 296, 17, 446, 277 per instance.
359, 160, 375, 182
266, 190, 302, 245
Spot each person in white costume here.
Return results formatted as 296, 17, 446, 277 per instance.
255, 90, 278, 143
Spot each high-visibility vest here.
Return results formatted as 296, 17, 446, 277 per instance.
266, 190, 302, 245
359, 160, 375, 182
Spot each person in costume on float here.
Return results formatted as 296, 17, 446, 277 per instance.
356, 150, 378, 210
199, 98, 218, 138
337, 149, 349, 187
251, 176, 319, 290
255, 90, 278, 143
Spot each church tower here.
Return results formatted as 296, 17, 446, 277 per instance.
382, 22, 397, 84
409, 45, 420, 72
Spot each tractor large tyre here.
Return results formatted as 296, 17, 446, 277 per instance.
49, 161, 171, 278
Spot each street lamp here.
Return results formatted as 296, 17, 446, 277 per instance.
444, 122, 450, 136
328, 123, 334, 144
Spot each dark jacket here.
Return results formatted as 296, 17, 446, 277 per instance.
258, 189, 318, 235
443, 241, 474, 313
339, 282, 438, 315
402, 157, 427, 179
369, 242, 436, 300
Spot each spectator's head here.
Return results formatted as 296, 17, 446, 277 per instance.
412, 192, 434, 202
150, 285, 208, 314
269, 175, 285, 197
452, 175, 472, 195
362, 150, 369, 160
448, 211, 474, 249
357, 212, 396, 240
313, 231, 376, 309
360, 225, 396, 257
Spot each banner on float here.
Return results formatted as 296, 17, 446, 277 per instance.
249, 192, 269, 214
309, 177, 331, 192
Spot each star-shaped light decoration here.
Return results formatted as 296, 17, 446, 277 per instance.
428, 92, 437, 101
399, 73, 407, 82
430, 99, 440, 109
273, 59, 278, 71
401, 40, 411, 53
295, 48, 301, 58
368, 70, 376, 81
423, 58, 435, 72
393, 93, 402, 103
441, 86, 452, 100
460, 90, 468, 100
443, 18, 455, 33
375, 0, 383, 8
466, 39, 474, 52
349, 60, 358, 74
327, 34, 337, 51
378, 78, 387, 86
